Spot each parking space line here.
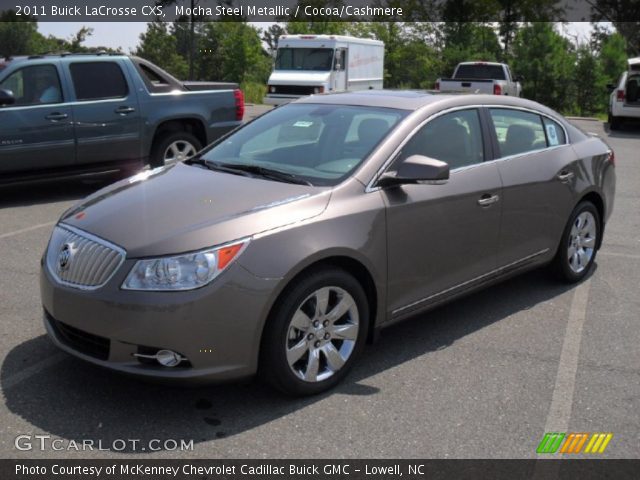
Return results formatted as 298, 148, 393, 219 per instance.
600, 251, 640, 260
0, 222, 55, 240
3, 353, 66, 390
540, 278, 592, 455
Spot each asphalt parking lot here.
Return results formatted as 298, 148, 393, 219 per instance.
0, 114, 638, 459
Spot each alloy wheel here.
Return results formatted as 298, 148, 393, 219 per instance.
285, 286, 359, 383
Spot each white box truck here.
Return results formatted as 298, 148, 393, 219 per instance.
264, 35, 384, 105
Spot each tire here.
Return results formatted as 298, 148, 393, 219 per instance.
552, 201, 601, 283
260, 268, 369, 396
608, 112, 621, 131
150, 130, 202, 168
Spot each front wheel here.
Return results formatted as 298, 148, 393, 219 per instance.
552, 201, 600, 283
260, 268, 369, 396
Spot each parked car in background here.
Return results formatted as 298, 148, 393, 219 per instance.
436, 61, 522, 97
608, 57, 640, 130
41, 91, 615, 395
0, 54, 244, 184
264, 35, 384, 105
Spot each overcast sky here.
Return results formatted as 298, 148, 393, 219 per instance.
37, 22, 601, 53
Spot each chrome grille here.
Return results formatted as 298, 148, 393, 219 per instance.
46, 225, 125, 290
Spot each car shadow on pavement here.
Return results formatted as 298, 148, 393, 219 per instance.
604, 119, 640, 138
1, 267, 580, 454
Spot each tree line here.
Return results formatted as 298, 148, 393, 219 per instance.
1, 3, 637, 116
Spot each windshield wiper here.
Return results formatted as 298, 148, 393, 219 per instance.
186, 158, 253, 177
187, 158, 313, 186
215, 163, 313, 186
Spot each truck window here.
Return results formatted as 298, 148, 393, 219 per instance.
0, 64, 62, 106
334, 49, 346, 71
275, 48, 333, 71
70, 62, 128, 101
490, 109, 547, 157
455, 64, 506, 80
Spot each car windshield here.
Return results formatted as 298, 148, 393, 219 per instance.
455, 64, 506, 80
275, 48, 334, 71
199, 103, 407, 186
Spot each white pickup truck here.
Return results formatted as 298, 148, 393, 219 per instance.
608, 57, 640, 130
436, 62, 522, 97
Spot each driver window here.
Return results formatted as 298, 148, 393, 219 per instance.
0, 64, 62, 106
399, 109, 484, 170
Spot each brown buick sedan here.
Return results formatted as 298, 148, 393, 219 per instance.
41, 91, 616, 395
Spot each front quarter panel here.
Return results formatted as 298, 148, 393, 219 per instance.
238, 179, 389, 325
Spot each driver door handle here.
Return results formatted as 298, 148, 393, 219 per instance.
45, 112, 68, 121
115, 106, 135, 115
477, 193, 500, 207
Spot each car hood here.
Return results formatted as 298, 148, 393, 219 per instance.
268, 71, 331, 85
61, 163, 331, 257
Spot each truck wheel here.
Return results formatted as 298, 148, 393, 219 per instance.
608, 113, 621, 131
260, 268, 369, 396
150, 131, 202, 168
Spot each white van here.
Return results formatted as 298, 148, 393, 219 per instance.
608, 57, 640, 130
264, 35, 384, 105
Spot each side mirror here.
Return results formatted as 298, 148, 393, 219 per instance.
606, 83, 616, 92
377, 155, 450, 188
514, 75, 524, 82
0, 89, 15, 106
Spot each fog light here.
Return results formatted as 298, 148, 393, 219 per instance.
156, 349, 183, 367
133, 348, 186, 367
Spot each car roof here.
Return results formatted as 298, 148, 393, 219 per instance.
3, 53, 128, 65
294, 90, 559, 116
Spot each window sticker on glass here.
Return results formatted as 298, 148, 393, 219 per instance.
546, 124, 559, 146
293, 121, 314, 128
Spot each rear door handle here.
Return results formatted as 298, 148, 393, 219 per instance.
115, 106, 135, 115
45, 112, 68, 121
557, 171, 575, 183
477, 193, 500, 207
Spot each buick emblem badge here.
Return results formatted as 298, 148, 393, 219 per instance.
58, 243, 72, 272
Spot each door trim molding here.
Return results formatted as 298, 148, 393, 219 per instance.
391, 248, 550, 316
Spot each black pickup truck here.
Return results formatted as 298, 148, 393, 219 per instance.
0, 54, 244, 184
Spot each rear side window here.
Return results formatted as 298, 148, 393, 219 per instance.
70, 62, 128, 101
542, 117, 566, 146
0, 64, 62, 106
489, 109, 547, 157
399, 109, 485, 170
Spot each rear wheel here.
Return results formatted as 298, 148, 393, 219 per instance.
260, 268, 369, 396
552, 201, 600, 283
150, 131, 201, 168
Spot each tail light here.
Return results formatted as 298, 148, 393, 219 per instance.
493, 84, 502, 95
434, 81, 440, 90
234, 89, 244, 121
607, 150, 615, 167
616, 90, 625, 102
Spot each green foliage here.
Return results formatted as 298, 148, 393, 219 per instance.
598, 32, 628, 86
573, 44, 607, 116
240, 81, 267, 104
512, 23, 576, 112
135, 22, 189, 78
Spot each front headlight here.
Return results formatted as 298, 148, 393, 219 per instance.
122, 239, 249, 291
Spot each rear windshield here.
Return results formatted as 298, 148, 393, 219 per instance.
200, 103, 408, 186
455, 64, 506, 80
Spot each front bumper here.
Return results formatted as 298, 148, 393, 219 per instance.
40, 259, 280, 384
